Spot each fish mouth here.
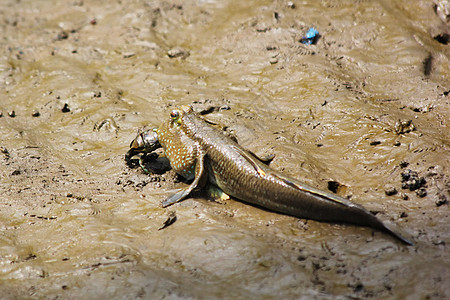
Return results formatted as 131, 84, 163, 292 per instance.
125, 129, 161, 163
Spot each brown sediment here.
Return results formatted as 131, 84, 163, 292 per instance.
0, 0, 448, 299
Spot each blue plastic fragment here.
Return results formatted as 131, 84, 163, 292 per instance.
300, 27, 320, 45
306, 27, 318, 39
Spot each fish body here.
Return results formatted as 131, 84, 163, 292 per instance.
131, 105, 412, 245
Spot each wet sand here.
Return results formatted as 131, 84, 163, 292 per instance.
0, 0, 449, 299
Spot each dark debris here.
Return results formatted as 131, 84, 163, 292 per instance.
384, 186, 398, 196
62, 103, 70, 113
435, 194, 448, 207
433, 33, 449, 45
327, 181, 341, 193
401, 169, 426, 191
1, 147, 10, 159
395, 120, 415, 135
159, 211, 177, 230
56, 31, 69, 41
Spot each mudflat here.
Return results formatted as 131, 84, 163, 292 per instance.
0, 0, 448, 299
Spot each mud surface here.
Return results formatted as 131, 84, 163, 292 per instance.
1, 0, 449, 299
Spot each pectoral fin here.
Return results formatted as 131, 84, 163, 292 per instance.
162, 188, 192, 207
162, 147, 205, 207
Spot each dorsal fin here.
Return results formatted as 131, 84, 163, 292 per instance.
233, 143, 350, 207
230, 145, 267, 176
270, 173, 352, 207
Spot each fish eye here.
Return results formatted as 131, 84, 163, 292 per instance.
170, 110, 179, 119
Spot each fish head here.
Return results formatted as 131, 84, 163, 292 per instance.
125, 128, 160, 162
129, 128, 160, 153
158, 105, 195, 134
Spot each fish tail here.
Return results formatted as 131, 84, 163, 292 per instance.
367, 215, 414, 245
381, 221, 414, 245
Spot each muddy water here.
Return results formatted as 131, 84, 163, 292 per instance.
0, 0, 449, 298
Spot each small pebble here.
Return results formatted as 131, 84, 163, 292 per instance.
123, 52, 135, 58
62, 103, 70, 113
256, 25, 269, 32
426, 166, 438, 177
394, 120, 415, 134
269, 57, 278, 64
273, 12, 280, 21
297, 255, 307, 261
57, 31, 69, 40
435, 194, 448, 207
399, 161, 409, 168
385, 186, 398, 196
8, 110, 16, 117
370, 140, 381, 146
415, 188, 427, 197
400, 169, 426, 191
432, 239, 445, 246
159, 211, 177, 230
0, 147, 10, 159
353, 283, 364, 293
399, 211, 408, 218
32, 111, 40, 117
401, 169, 413, 181
167, 47, 190, 59
401, 193, 409, 200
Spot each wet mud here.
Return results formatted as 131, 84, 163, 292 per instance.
0, 0, 449, 299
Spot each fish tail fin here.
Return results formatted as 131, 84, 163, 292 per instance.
382, 221, 414, 245
368, 216, 414, 245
